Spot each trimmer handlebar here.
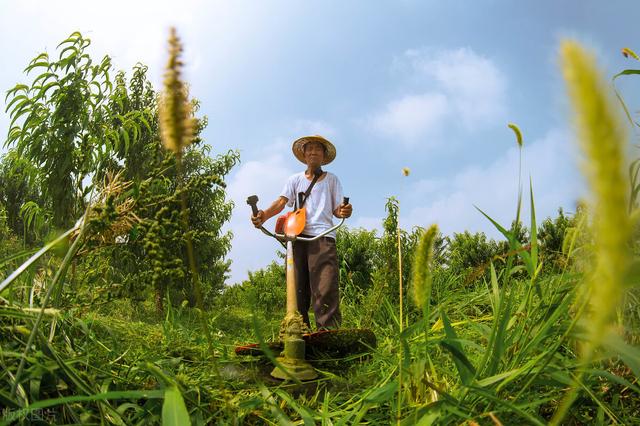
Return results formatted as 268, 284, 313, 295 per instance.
247, 194, 349, 242
247, 195, 259, 217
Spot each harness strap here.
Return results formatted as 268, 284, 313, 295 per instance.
296, 168, 323, 210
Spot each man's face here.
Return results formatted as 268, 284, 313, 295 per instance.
303, 141, 325, 167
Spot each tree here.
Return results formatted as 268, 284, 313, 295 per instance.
66, 63, 239, 314
538, 208, 576, 271
5, 32, 239, 313
445, 230, 500, 283
4, 32, 147, 229
0, 150, 44, 242
336, 226, 378, 292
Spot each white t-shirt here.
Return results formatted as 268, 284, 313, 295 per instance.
280, 171, 344, 238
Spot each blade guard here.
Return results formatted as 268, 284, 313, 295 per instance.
284, 207, 306, 236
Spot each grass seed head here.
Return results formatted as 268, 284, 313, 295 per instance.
508, 123, 523, 148
560, 40, 632, 345
412, 224, 438, 309
159, 27, 195, 155
621, 47, 639, 60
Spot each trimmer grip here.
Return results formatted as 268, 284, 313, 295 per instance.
247, 195, 259, 216
343, 197, 349, 206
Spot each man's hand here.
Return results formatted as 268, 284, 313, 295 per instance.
337, 203, 352, 219
251, 210, 265, 228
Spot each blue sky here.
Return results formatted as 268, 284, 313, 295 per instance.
1, 1, 639, 284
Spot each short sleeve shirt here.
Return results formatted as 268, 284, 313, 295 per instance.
280, 172, 344, 238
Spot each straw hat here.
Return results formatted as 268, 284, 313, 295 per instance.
292, 135, 337, 165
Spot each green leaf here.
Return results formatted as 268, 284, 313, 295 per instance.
8, 105, 33, 135
5, 84, 30, 102
466, 385, 546, 425
529, 178, 538, 273
32, 71, 58, 86
139, 113, 153, 133
275, 389, 316, 426
603, 333, 640, 378
56, 31, 82, 48
238, 397, 263, 410
476, 206, 535, 278
613, 68, 640, 79
613, 87, 640, 128
0, 249, 38, 269
0, 223, 78, 294
259, 386, 294, 425
90, 80, 103, 96
7, 97, 31, 116
121, 127, 130, 153
440, 312, 475, 385
4, 94, 29, 114
37, 81, 60, 98
363, 380, 397, 403
131, 122, 139, 142
23, 61, 50, 74
162, 385, 191, 426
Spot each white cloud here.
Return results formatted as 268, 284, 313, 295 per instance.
367, 47, 507, 146
387, 129, 583, 238
370, 93, 449, 143
412, 47, 507, 128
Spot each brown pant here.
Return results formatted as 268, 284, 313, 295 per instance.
293, 236, 342, 329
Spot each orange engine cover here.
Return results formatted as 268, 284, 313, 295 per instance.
284, 208, 306, 236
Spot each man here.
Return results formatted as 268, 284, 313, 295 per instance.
251, 135, 352, 329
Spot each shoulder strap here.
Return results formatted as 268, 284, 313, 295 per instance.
297, 168, 323, 210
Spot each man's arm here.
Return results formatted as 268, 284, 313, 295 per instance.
251, 196, 288, 227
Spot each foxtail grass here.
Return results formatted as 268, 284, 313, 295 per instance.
552, 39, 633, 424
560, 40, 631, 348
411, 224, 438, 311
159, 27, 207, 342
157, 29, 222, 414
509, 122, 524, 227
508, 123, 523, 148
159, 28, 195, 155
411, 224, 439, 403
158, 28, 235, 421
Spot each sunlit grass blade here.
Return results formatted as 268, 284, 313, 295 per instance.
529, 178, 538, 275
0, 223, 79, 294
479, 269, 515, 378
475, 206, 535, 279
275, 388, 317, 425
259, 386, 295, 424
11, 215, 88, 398
439, 312, 475, 386
465, 385, 545, 426
162, 385, 191, 426
602, 332, 640, 378
0, 248, 38, 270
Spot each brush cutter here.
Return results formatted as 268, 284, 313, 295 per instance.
240, 195, 376, 381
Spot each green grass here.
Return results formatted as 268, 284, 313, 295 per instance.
1, 255, 638, 424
